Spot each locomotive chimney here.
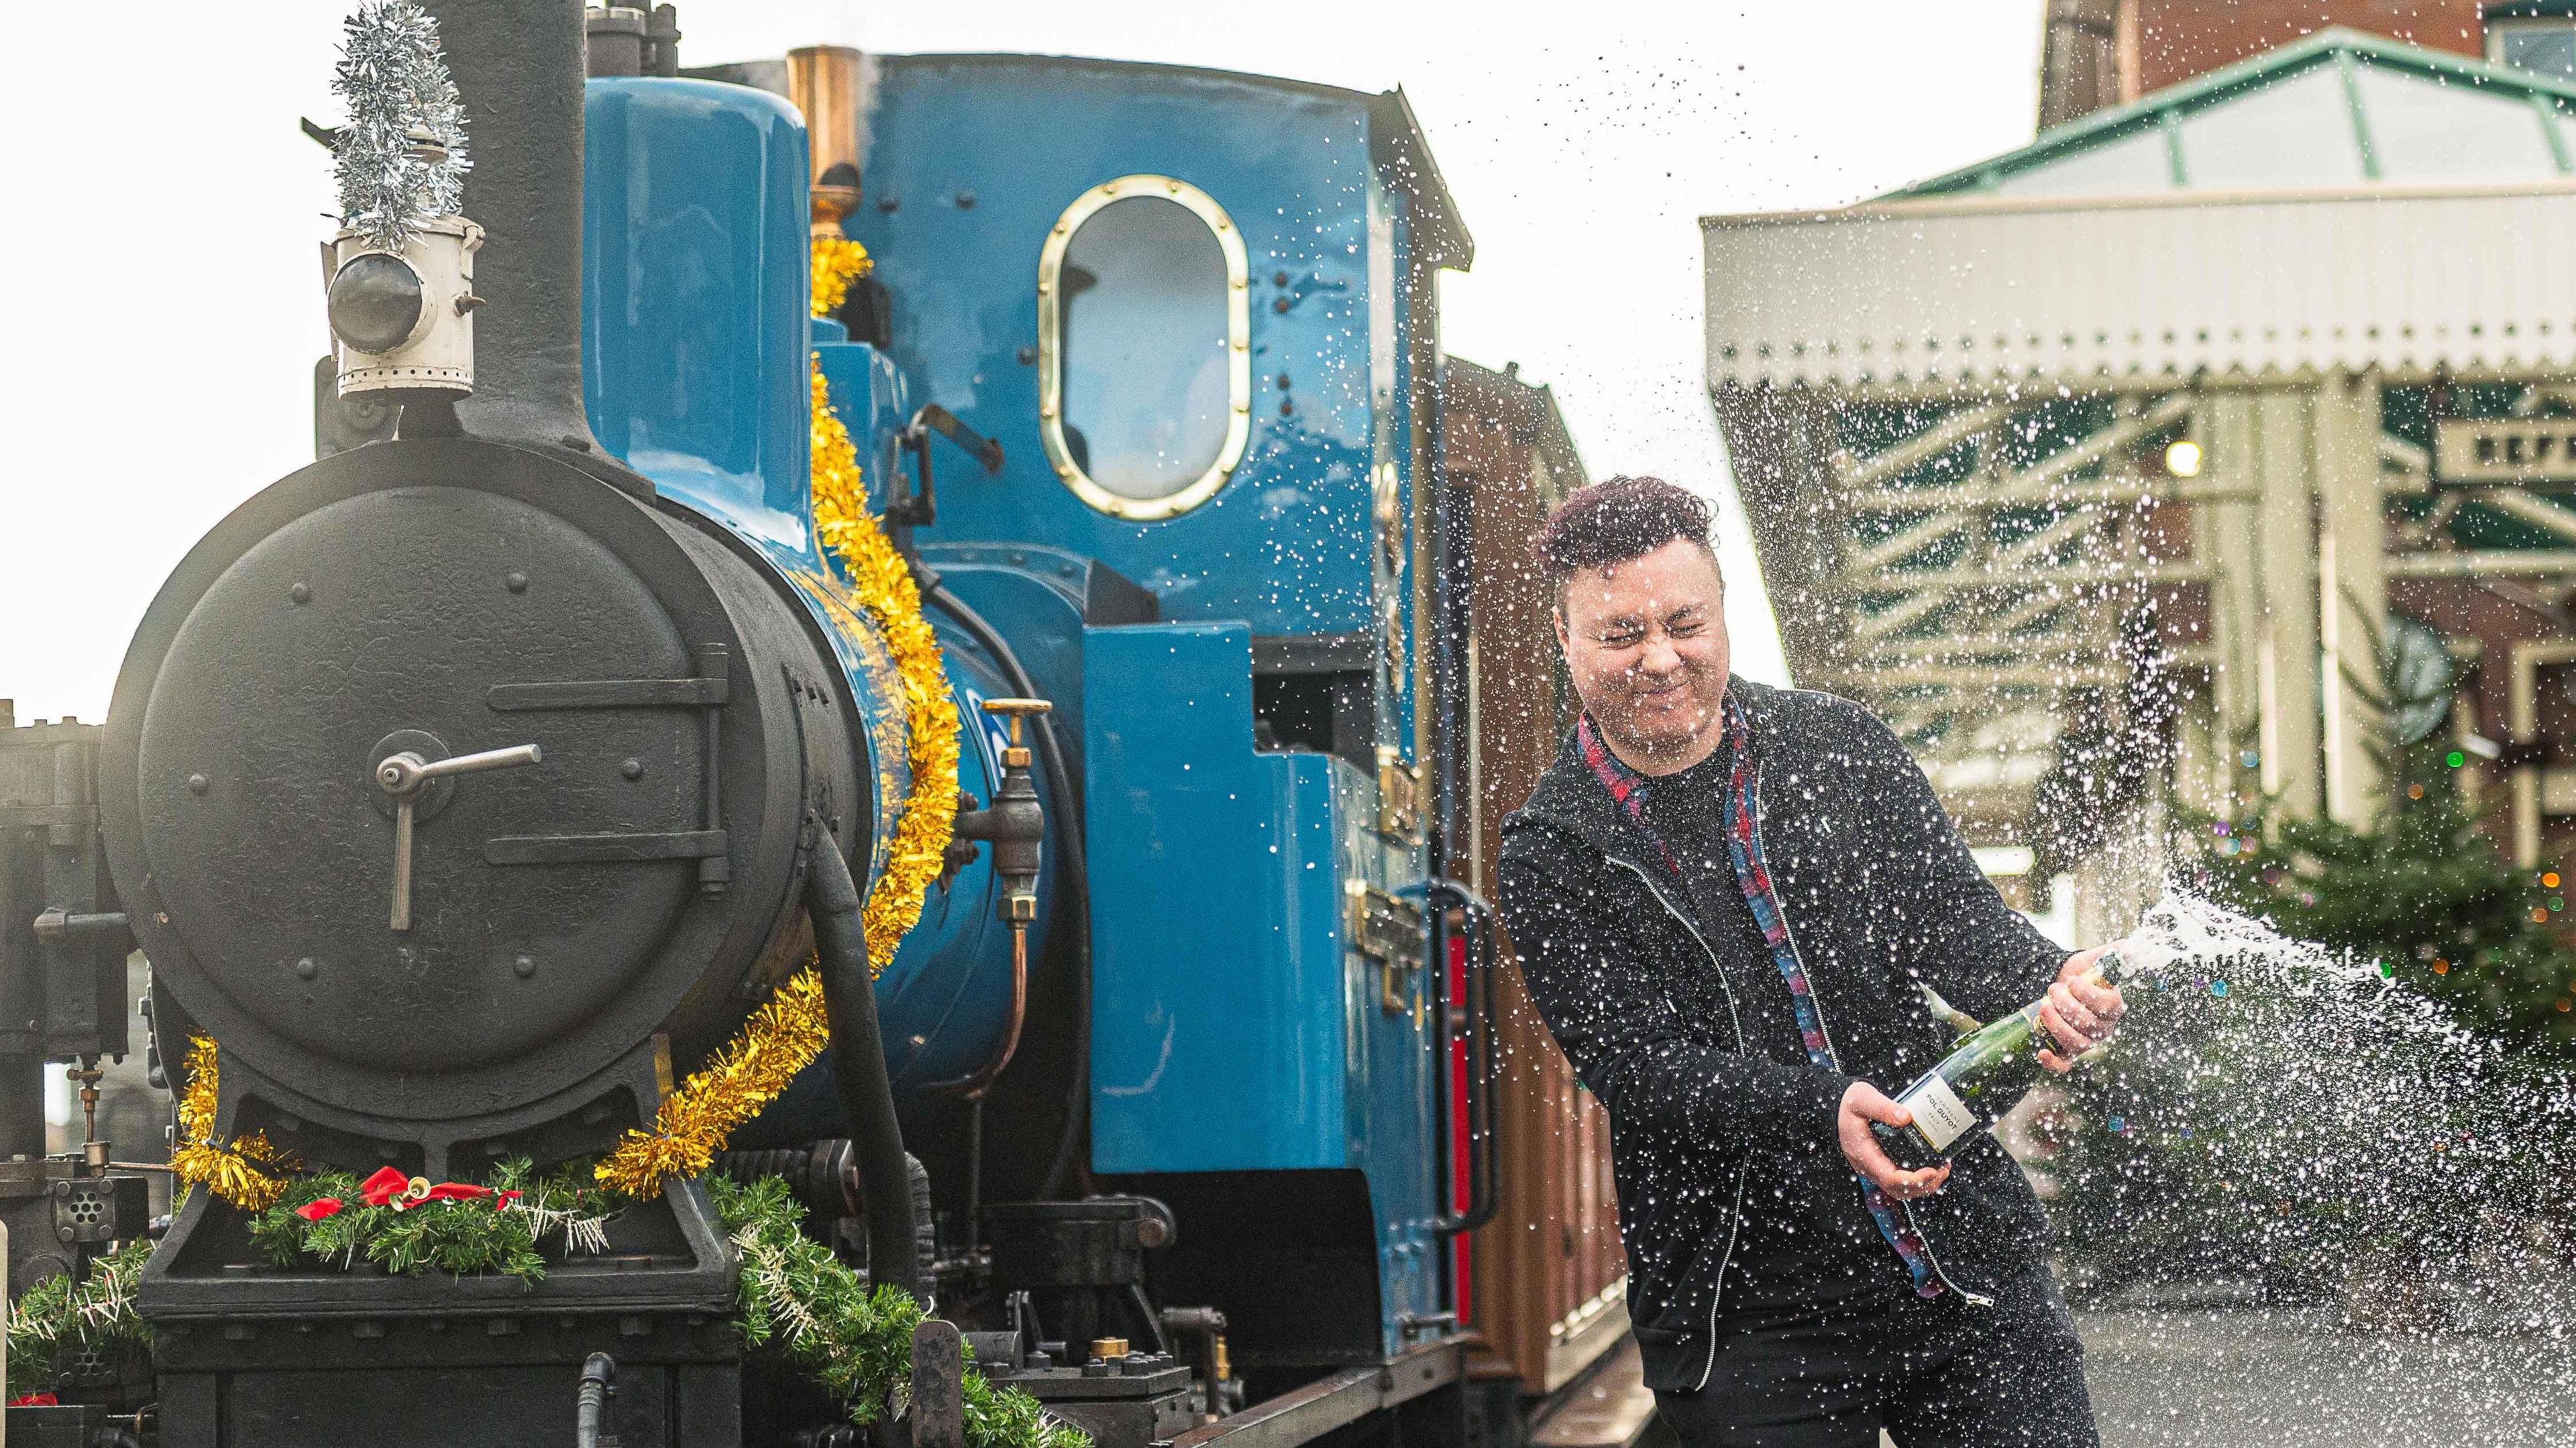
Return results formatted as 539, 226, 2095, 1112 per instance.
416, 0, 600, 452
788, 46, 867, 236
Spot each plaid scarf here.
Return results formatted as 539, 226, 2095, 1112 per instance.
1578, 701, 1945, 1300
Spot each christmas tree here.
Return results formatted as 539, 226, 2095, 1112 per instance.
2188, 633, 2576, 1056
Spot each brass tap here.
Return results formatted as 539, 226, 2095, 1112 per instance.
955, 699, 1051, 926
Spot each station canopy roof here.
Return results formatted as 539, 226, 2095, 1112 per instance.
1705, 29, 2576, 396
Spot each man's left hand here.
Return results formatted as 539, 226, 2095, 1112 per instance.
2036, 946, 2124, 1073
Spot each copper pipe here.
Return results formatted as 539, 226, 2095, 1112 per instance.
920, 920, 1028, 1099
786, 45, 865, 236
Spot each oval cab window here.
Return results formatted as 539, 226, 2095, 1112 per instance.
1038, 176, 1250, 520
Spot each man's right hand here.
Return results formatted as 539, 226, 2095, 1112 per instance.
1837, 1081, 1950, 1201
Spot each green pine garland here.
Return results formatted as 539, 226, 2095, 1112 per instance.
246, 1158, 612, 1280
5, 1237, 152, 1400
706, 1174, 1089, 1448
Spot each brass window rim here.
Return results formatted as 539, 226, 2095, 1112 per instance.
1035, 174, 1253, 522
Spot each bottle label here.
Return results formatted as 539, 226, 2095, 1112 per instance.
1896, 1074, 1978, 1152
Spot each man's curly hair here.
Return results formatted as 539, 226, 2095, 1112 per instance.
1533, 476, 1715, 605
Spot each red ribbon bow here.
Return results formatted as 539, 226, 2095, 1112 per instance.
8, 1392, 60, 1406
294, 1196, 345, 1222
358, 1166, 417, 1208
352, 1165, 515, 1212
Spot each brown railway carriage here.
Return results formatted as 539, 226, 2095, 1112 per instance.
1439, 358, 1629, 1398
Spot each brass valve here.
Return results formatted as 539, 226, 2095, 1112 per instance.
953, 699, 1051, 924
68, 1060, 107, 1170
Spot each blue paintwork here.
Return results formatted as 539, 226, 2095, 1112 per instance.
583, 78, 814, 555
849, 58, 1391, 649
816, 337, 913, 518
1086, 625, 1438, 1353
578, 76, 1032, 1090
577, 60, 1461, 1357
1086, 624, 1346, 1170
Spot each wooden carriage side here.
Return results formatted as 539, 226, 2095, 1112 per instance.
1440, 358, 1629, 1399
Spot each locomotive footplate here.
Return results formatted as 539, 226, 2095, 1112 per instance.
1171, 1341, 1464, 1448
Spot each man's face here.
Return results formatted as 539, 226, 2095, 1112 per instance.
1555, 539, 1731, 770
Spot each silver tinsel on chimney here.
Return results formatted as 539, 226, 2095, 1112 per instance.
331, 0, 471, 250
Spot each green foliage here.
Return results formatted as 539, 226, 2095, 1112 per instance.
713, 1172, 920, 1418
2187, 652, 2576, 1056
246, 1158, 611, 1282
706, 1174, 1088, 1448
5, 1238, 153, 1399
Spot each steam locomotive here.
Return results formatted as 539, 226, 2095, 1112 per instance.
0, 4, 1618, 1445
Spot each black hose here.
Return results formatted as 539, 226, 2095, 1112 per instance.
576, 1351, 616, 1448
809, 828, 922, 1298
922, 582, 1093, 1199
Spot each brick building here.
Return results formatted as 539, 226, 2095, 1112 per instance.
2041, 0, 2487, 124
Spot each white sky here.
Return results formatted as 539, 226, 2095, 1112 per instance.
0, 2, 2043, 721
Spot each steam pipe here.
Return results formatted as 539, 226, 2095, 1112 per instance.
416, 0, 600, 451
918, 922, 1027, 1099
922, 688, 1045, 1100
810, 826, 921, 1298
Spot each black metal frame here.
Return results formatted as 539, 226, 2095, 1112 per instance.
890, 404, 1008, 529
1426, 881, 1500, 1238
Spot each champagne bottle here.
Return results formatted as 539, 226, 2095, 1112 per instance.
1869, 942, 2157, 1172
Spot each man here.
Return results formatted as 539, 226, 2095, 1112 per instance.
1498, 476, 2125, 1446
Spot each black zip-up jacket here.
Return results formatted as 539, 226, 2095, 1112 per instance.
1497, 679, 2066, 1392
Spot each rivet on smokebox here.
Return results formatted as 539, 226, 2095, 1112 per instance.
505, 571, 529, 594
621, 758, 645, 781
514, 955, 537, 979
187, 773, 211, 795
290, 582, 313, 604
294, 958, 319, 981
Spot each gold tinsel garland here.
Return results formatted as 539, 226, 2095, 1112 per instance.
589, 967, 836, 1198
807, 361, 963, 972
594, 237, 957, 1200
811, 237, 872, 318
168, 1034, 290, 1211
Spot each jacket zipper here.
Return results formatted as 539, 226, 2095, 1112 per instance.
1604, 853, 1754, 1392
1751, 755, 1995, 1309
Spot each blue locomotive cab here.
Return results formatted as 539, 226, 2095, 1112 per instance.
857, 56, 1479, 1368
575, 51, 1487, 1378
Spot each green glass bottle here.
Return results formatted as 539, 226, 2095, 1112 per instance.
1870, 942, 2155, 1172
